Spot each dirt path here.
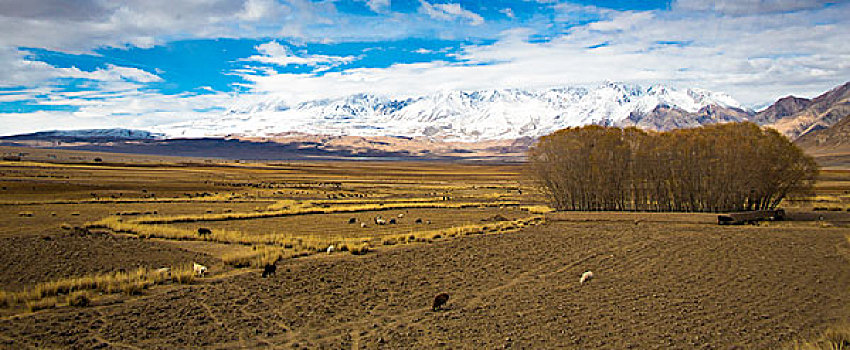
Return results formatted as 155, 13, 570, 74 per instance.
1, 219, 849, 349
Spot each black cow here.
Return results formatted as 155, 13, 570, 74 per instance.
432, 293, 450, 311
262, 264, 277, 278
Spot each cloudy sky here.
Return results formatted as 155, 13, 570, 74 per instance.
0, 0, 848, 135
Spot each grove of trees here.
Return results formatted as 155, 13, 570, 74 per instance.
528, 122, 818, 212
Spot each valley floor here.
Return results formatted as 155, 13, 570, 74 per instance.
2, 213, 848, 349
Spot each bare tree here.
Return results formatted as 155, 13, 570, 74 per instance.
528, 122, 818, 212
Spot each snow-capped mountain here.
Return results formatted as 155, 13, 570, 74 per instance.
0, 128, 165, 141
155, 82, 747, 141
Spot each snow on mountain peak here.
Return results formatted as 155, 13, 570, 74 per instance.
155, 82, 745, 141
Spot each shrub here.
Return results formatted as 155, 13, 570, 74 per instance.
68, 291, 91, 307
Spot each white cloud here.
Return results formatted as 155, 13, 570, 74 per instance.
243, 41, 356, 67
237, 0, 285, 20
673, 0, 834, 15
500, 8, 515, 19
587, 11, 655, 32
235, 2, 850, 107
62, 64, 163, 83
0, 48, 162, 88
0, 90, 232, 135
366, 0, 390, 13
419, 1, 484, 26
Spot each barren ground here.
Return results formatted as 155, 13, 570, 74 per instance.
1, 214, 848, 349
1, 151, 848, 349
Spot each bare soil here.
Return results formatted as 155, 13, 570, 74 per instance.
1, 216, 848, 349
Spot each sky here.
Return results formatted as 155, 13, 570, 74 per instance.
0, 0, 848, 135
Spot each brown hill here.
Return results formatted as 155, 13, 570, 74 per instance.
753, 96, 812, 124
797, 112, 850, 150
620, 104, 753, 131
767, 82, 850, 140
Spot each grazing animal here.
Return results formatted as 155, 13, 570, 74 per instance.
193, 262, 208, 277
327, 245, 335, 254
415, 218, 423, 224
432, 293, 450, 311
348, 217, 357, 224
197, 227, 212, 237
361, 223, 368, 228
261, 264, 276, 278
375, 218, 387, 225
580, 271, 594, 284
389, 218, 397, 224
398, 213, 404, 218
155, 267, 171, 277
426, 220, 432, 225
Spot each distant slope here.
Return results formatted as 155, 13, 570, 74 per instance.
621, 104, 753, 131
0, 129, 164, 142
766, 82, 850, 140
796, 110, 850, 151
752, 96, 812, 124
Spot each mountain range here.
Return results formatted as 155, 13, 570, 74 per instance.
155, 82, 748, 141
3, 81, 849, 161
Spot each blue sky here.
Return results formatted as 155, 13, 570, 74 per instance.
0, 0, 847, 135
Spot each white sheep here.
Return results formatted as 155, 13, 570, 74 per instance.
327, 245, 335, 254
580, 271, 594, 284
155, 267, 171, 277
398, 213, 404, 218
193, 262, 208, 277
360, 223, 368, 228
375, 218, 387, 225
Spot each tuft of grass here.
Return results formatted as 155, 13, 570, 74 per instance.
220, 246, 286, 268
68, 291, 91, 307
520, 205, 555, 214
18, 211, 33, 217
789, 325, 850, 350
350, 244, 370, 255
26, 297, 57, 312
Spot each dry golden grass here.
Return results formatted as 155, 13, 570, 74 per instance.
115, 200, 519, 225
789, 325, 850, 350
219, 246, 288, 267
0, 193, 244, 206
0, 265, 195, 311
520, 205, 556, 214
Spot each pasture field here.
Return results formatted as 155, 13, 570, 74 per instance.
0, 148, 848, 349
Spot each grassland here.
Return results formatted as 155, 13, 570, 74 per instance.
0, 150, 540, 314
0, 146, 848, 349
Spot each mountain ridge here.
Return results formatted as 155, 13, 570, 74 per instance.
155, 82, 747, 141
